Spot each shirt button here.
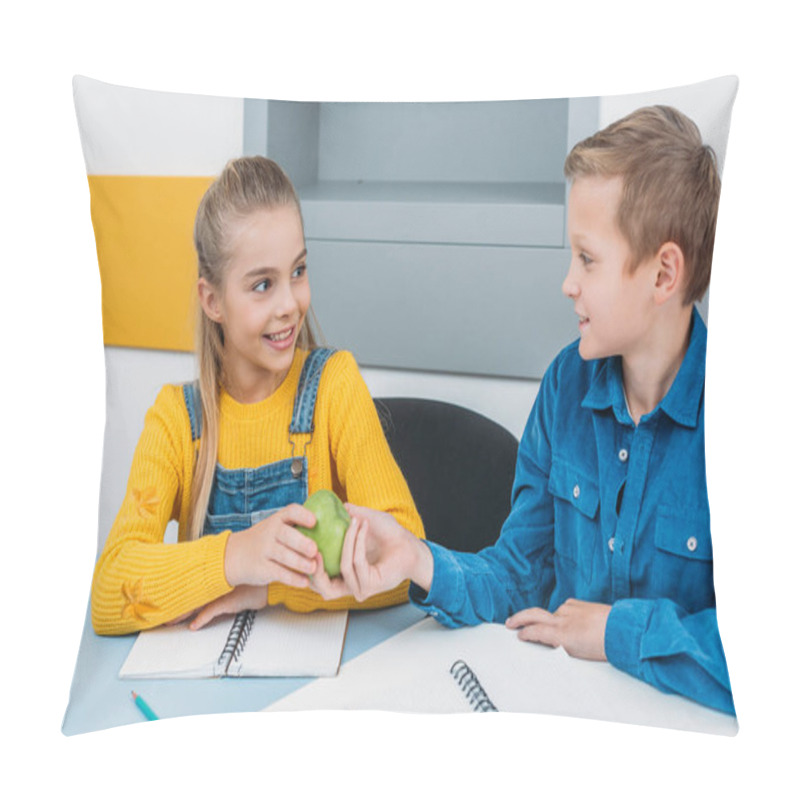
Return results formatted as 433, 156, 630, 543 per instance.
618, 448, 629, 462
573, 484, 580, 499
687, 536, 698, 552
608, 537, 615, 553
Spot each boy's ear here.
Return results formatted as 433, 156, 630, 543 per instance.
653, 242, 685, 304
198, 278, 223, 323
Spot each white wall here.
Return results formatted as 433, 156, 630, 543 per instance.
599, 75, 738, 170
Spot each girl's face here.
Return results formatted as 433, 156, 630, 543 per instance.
199, 205, 310, 402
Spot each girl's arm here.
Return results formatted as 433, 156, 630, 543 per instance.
91, 386, 321, 635
91, 385, 232, 635
267, 351, 426, 612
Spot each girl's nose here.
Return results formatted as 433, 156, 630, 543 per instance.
274, 280, 300, 317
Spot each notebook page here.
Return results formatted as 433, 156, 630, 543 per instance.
232, 607, 348, 678
469, 633, 738, 735
267, 617, 477, 712
119, 616, 232, 679
266, 618, 738, 734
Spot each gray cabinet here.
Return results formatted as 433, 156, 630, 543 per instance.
243, 96, 599, 379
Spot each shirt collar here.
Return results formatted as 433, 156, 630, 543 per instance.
581, 306, 706, 428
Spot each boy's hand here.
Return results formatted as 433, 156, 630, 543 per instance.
189, 585, 269, 630
338, 504, 433, 601
505, 598, 611, 661
223, 504, 320, 589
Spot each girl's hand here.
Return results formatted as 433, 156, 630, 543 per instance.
307, 552, 351, 601
505, 599, 611, 661
165, 609, 197, 626
189, 585, 269, 631
338, 504, 433, 602
224, 504, 320, 588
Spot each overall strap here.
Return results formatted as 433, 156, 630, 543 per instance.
289, 348, 337, 435
183, 348, 337, 443
182, 381, 203, 442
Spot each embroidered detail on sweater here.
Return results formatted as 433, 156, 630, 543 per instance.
132, 486, 160, 518
121, 579, 160, 621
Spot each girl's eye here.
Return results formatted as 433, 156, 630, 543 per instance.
254, 279, 271, 293
579, 252, 593, 267
293, 264, 307, 279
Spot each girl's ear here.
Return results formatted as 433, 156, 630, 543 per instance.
653, 241, 685, 305
198, 278, 223, 323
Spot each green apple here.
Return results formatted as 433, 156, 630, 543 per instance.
297, 489, 351, 577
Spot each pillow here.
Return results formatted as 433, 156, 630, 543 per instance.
64, 74, 739, 736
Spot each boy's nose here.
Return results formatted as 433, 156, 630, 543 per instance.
562, 263, 579, 299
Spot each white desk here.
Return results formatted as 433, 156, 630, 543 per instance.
267, 616, 737, 736
62, 601, 425, 735
63, 601, 736, 737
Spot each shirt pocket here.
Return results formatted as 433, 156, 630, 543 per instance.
652, 505, 716, 609
548, 457, 600, 584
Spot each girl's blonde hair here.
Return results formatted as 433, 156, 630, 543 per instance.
187, 156, 320, 540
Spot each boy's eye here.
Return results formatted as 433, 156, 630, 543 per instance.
293, 264, 307, 279
579, 253, 593, 267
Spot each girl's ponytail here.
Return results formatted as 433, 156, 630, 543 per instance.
186, 156, 320, 540
186, 309, 224, 540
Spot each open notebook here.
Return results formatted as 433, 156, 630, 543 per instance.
266, 617, 737, 735
119, 607, 348, 679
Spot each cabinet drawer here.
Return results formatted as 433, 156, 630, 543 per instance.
306, 239, 575, 379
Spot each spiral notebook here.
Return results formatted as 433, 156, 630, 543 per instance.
267, 617, 531, 713
266, 617, 737, 734
119, 607, 348, 679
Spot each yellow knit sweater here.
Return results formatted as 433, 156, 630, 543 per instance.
91, 349, 424, 635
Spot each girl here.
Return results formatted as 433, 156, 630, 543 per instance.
91, 156, 424, 635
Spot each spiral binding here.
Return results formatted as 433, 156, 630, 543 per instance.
449, 659, 498, 712
217, 610, 256, 675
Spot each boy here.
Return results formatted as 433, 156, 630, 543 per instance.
316, 105, 734, 715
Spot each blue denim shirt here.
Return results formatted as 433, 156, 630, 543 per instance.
410, 308, 735, 715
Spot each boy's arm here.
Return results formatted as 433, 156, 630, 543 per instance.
405, 356, 565, 625
336, 415, 558, 623
604, 598, 735, 715
406, 384, 560, 626
337, 356, 561, 625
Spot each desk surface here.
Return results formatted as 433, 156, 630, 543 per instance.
62, 601, 426, 735
63, 601, 736, 737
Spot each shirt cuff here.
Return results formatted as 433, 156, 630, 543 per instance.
408, 541, 463, 624
604, 598, 654, 678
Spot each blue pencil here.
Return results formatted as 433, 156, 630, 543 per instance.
131, 691, 159, 721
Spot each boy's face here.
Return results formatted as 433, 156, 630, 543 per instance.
563, 175, 657, 362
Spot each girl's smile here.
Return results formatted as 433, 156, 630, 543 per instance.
263, 325, 297, 350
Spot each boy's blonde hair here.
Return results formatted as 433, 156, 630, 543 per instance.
187, 156, 320, 540
564, 105, 720, 305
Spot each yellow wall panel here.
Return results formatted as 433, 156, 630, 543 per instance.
88, 175, 213, 352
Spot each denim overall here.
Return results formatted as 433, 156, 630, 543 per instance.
182, 348, 336, 537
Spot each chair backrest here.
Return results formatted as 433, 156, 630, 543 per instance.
374, 397, 519, 553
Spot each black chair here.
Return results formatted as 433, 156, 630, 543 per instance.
374, 397, 519, 553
